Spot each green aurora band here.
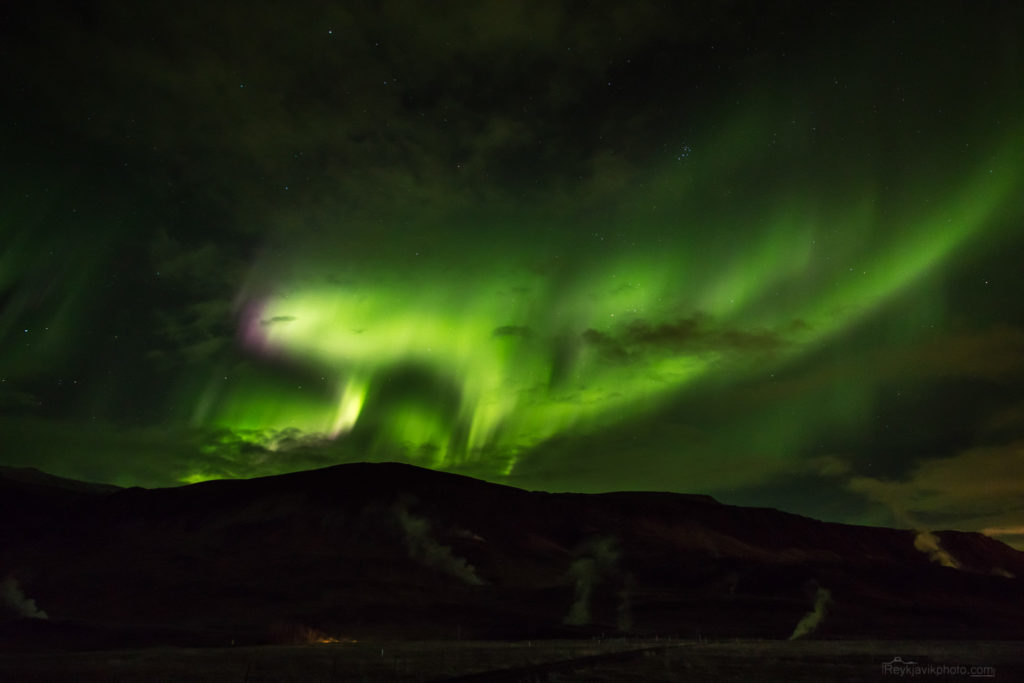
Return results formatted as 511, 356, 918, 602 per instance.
183, 116, 1022, 484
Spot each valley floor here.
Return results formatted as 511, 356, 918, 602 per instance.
1, 638, 1020, 682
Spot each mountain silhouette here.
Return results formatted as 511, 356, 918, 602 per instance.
2, 462, 1022, 650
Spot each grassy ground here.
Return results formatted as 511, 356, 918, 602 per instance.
1, 639, 1021, 682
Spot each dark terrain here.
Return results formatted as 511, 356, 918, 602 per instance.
2, 463, 1023, 679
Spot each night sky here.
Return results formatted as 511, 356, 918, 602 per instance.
2, 2, 1023, 544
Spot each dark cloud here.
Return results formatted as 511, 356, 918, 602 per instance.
800, 441, 1024, 549
582, 316, 786, 361
739, 325, 1024, 410
261, 316, 297, 326
983, 401, 1024, 436
627, 318, 784, 352
581, 328, 629, 362
858, 441, 1024, 520
897, 325, 1024, 382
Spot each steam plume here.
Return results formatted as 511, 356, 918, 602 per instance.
788, 584, 830, 640
394, 503, 483, 585
1, 577, 48, 620
564, 537, 618, 626
565, 557, 598, 625
617, 573, 635, 632
913, 531, 960, 569
845, 474, 963, 570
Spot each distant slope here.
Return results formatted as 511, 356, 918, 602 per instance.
0, 466, 121, 549
0, 466, 121, 494
2, 462, 1022, 650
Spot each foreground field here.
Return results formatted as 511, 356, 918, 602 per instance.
2, 639, 1021, 682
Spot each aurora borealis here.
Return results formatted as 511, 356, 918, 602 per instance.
2, 2, 1023, 543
